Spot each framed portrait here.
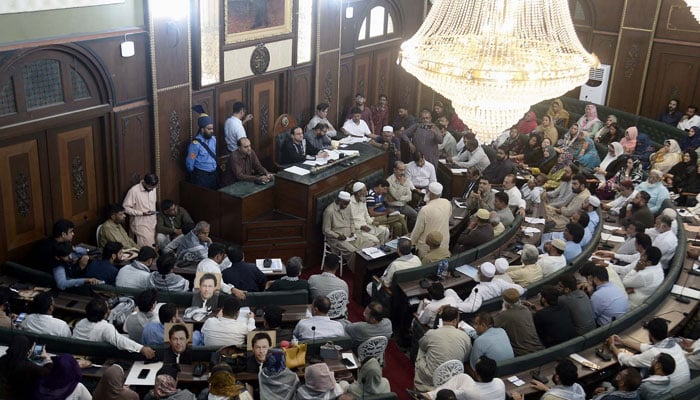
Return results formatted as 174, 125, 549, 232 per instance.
164, 322, 194, 343
225, 0, 293, 44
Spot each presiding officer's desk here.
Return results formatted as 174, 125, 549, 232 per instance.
180, 143, 388, 266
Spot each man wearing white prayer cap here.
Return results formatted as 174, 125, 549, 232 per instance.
444, 261, 525, 313
493, 257, 514, 283
322, 191, 371, 265
410, 182, 452, 257
348, 181, 390, 245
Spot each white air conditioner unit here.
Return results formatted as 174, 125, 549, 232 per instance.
579, 64, 611, 105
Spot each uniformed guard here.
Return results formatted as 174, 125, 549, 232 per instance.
187, 105, 219, 189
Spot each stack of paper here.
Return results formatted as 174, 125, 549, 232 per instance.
362, 247, 385, 259
524, 217, 545, 224
455, 264, 478, 279
283, 166, 310, 176
600, 233, 625, 243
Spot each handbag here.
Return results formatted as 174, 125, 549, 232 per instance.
213, 345, 247, 373
283, 343, 307, 369
319, 342, 342, 360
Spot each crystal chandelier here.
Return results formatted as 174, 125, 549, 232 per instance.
686, 1, 700, 23
399, 0, 598, 143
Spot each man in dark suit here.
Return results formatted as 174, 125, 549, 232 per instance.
280, 126, 328, 165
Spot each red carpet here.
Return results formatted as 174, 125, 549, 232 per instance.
302, 266, 414, 400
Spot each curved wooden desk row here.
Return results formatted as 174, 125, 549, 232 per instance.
498, 214, 689, 377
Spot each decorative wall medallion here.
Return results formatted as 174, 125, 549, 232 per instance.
624, 44, 641, 80
71, 156, 86, 198
169, 110, 181, 161
250, 44, 270, 75
281, 115, 290, 128
324, 70, 333, 103
14, 172, 30, 217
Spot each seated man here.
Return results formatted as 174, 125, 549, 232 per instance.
465, 312, 514, 369
454, 208, 494, 253
149, 252, 189, 291
366, 179, 408, 237
201, 297, 256, 347
221, 244, 266, 292
588, 266, 629, 326
98, 204, 138, 250
266, 256, 310, 293
623, 246, 664, 308
52, 242, 100, 290
510, 359, 585, 400
32, 219, 89, 274
116, 246, 157, 289
280, 126, 328, 165
406, 151, 437, 192
293, 296, 345, 341
467, 176, 495, 212
349, 182, 390, 245
304, 122, 332, 150
123, 288, 159, 342
191, 272, 220, 309
308, 254, 348, 299
163, 220, 212, 263
557, 274, 596, 335
420, 231, 451, 264
545, 166, 575, 207
370, 237, 421, 292
387, 161, 419, 228
494, 288, 545, 356
620, 191, 655, 229
322, 191, 371, 265
635, 170, 670, 214
538, 238, 567, 276
163, 324, 193, 365
601, 179, 636, 216
546, 174, 590, 231
341, 107, 372, 137
19, 291, 71, 337
482, 147, 516, 184
449, 138, 490, 173
261, 305, 294, 343
228, 137, 274, 184
424, 356, 506, 400
341, 301, 393, 349
493, 191, 515, 227
639, 353, 675, 399
84, 241, 121, 285
445, 262, 525, 313
416, 283, 457, 327
506, 244, 543, 287
72, 297, 155, 358
527, 285, 576, 347
142, 302, 180, 346
156, 199, 194, 249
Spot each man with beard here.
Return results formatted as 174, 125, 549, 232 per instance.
187, 106, 219, 189
482, 148, 516, 184
349, 182, 390, 245
544, 165, 575, 207
635, 170, 670, 214
547, 174, 590, 231
228, 137, 273, 184
392, 105, 417, 134
387, 161, 419, 228
402, 109, 444, 167
305, 102, 337, 138
370, 94, 389, 136
437, 116, 458, 158
658, 98, 683, 127
122, 173, 159, 247
411, 182, 452, 257
621, 191, 655, 229
448, 138, 490, 173
345, 93, 374, 136
677, 105, 700, 131
366, 180, 408, 237
369, 126, 402, 174
467, 176, 495, 212
602, 179, 636, 216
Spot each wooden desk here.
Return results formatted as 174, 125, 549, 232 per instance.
437, 162, 468, 199
398, 271, 472, 298
351, 248, 398, 304
183, 304, 311, 328
53, 292, 91, 314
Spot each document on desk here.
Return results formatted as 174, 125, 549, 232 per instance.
600, 233, 625, 243
450, 168, 469, 174
524, 217, 545, 224
672, 285, 700, 300
341, 353, 359, 370
362, 247, 385, 259
455, 264, 478, 279
255, 258, 283, 272
283, 166, 310, 176
125, 361, 163, 385
522, 226, 541, 234
603, 224, 619, 231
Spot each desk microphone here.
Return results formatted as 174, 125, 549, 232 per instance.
361, 377, 366, 400
262, 242, 276, 268
311, 326, 317, 359
468, 287, 479, 313
530, 365, 548, 384
595, 316, 617, 362
676, 267, 693, 304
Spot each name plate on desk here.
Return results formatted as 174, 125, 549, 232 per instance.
256, 258, 283, 273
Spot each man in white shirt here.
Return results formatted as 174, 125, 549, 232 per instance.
20, 291, 71, 337
369, 238, 421, 294
602, 180, 637, 216
445, 262, 525, 313
406, 152, 437, 190
201, 297, 256, 347
116, 246, 157, 289
449, 138, 490, 173
538, 238, 568, 276
416, 282, 457, 327
224, 101, 253, 152
423, 356, 506, 400
305, 102, 337, 138
387, 161, 418, 228
623, 246, 664, 308
341, 107, 372, 137
651, 214, 678, 270
677, 105, 700, 131
349, 182, 389, 245
73, 298, 155, 358
502, 174, 526, 215
293, 296, 345, 340
195, 242, 243, 298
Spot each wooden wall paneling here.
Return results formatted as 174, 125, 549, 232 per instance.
656, 0, 700, 42
608, 30, 655, 113
289, 66, 314, 125
83, 33, 150, 105
622, 0, 660, 30
590, 0, 624, 31
0, 139, 46, 251
352, 53, 372, 111
191, 89, 215, 140
215, 82, 245, 154
157, 86, 191, 203
153, 18, 190, 89
318, 0, 342, 53
317, 51, 341, 126
251, 77, 278, 168
372, 47, 394, 105
640, 43, 700, 118
590, 33, 618, 65
392, 66, 419, 116
115, 106, 152, 197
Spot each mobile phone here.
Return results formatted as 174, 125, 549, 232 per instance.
138, 369, 150, 379
341, 358, 355, 368
32, 344, 44, 358
14, 313, 26, 325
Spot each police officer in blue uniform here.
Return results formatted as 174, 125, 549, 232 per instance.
187, 105, 219, 189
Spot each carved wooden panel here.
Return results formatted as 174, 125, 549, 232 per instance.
372, 48, 394, 104
352, 53, 371, 105
591, 33, 618, 65
317, 51, 341, 126
115, 106, 152, 196
608, 30, 653, 113
158, 86, 190, 202
252, 77, 277, 168
0, 139, 45, 250
656, 0, 700, 42
641, 43, 700, 119
289, 66, 313, 126
216, 82, 245, 149
338, 56, 354, 124
318, 0, 342, 53
622, 0, 658, 30
590, 0, 624, 31
393, 66, 419, 115
153, 17, 190, 89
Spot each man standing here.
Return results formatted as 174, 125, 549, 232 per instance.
224, 101, 253, 152
187, 106, 219, 189
402, 109, 443, 167
437, 116, 458, 158
305, 102, 337, 138
322, 191, 370, 264
341, 107, 373, 138
658, 99, 683, 127
349, 182, 389, 245
123, 173, 158, 247
392, 105, 417, 134
411, 182, 451, 257
345, 93, 373, 135
370, 94, 389, 136
280, 126, 327, 165
387, 161, 418, 228
156, 200, 194, 249
369, 126, 401, 173
406, 152, 437, 192
228, 137, 273, 184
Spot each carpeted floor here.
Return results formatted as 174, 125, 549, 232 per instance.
301, 266, 414, 400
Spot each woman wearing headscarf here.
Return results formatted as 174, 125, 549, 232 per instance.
558, 123, 581, 149
258, 349, 300, 400
544, 150, 574, 190
547, 98, 570, 128
609, 156, 645, 188
0, 335, 51, 398
650, 139, 683, 174
665, 150, 698, 193
511, 134, 542, 166
516, 111, 538, 134
295, 363, 344, 400
576, 104, 603, 135
570, 131, 601, 169
93, 364, 139, 400
619, 127, 638, 154
539, 138, 560, 174
594, 142, 625, 182
342, 358, 390, 398
144, 366, 195, 400
534, 115, 559, 145
593, 115, 618, 142
679, 126, 700, 152
204, 366, 252, 400
33, 354, 91, 400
